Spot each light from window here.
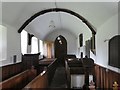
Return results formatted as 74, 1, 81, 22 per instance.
39, 40, 43, 55
31, 37, 38, 54
21, 30, 28, 54
0, 25, 7, 61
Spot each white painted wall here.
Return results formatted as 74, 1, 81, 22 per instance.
96, 14, 120, 73
44, 30, 78, 55
0, 24, 21, 66
76, 26, 92, 58
118, 2, 120, 35
76, 27, 92, 47
0, 2, 1, 25
0, 29, 2, 62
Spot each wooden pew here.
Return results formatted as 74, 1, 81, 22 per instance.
66, 57, 95, 89
22, 53, 40, 70
0, 69, 36, 90
24, 71, 48, 89
65, 60, 71, 88
23, 59, 59, 89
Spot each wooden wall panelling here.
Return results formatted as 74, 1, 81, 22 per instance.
1, 62, 23, 81
103, 69, 106, 88
94, 65, 99, 88
0, 69, 37, 89
95, 64, 120, 89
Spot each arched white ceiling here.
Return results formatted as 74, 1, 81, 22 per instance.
25, 12, 91, 40
2, 2, 118, 40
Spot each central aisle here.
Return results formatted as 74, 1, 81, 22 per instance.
50, 64, 67, 88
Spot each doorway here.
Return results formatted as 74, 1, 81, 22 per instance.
54, 35, 67, 58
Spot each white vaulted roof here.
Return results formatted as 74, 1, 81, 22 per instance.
2, 2, 118, 40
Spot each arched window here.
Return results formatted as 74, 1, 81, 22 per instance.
21, 30, 28, 54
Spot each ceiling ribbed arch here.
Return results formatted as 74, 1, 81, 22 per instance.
18, 8, 96, 35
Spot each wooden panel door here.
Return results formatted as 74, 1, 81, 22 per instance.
54, 35, 67, 58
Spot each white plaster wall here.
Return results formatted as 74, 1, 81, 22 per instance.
0, 2, 1, 25
0, 25, 7, 61
118, 2, 120, 72
44, 30, 77, 55
0, 28, 2, 61
96, 14, 120, 73
76, 27, 92, 58
76, 27, 92, 48
0, 24, 21, 66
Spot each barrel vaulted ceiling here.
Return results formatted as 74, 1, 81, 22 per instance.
2, 2, 118, 40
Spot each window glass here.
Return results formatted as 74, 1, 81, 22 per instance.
31, 37, 38, 54
39, 40, 43, 55
21, 30, 28, 54
0, 25, 7, 61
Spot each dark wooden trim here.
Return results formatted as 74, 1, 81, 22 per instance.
18, 8, 96, 35
79, 33, 83, 47
28, 33, 34, 45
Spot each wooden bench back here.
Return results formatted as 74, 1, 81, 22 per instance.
23, 59, 59, 89
65, 60, 71, 88
24, 71, 48, 89
0, 69, 36, 90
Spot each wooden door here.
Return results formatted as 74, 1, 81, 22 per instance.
54, 35, 67, 58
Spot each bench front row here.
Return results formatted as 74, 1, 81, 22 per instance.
0, 59, 59, 90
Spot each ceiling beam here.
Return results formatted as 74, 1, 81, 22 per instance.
18, 8, 96, 35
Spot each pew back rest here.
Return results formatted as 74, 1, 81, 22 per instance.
0, 69, 36, 89
22, 53, 40, 70
24, 59, 59, 89
24, 71, 48, 89
65, 60, 71, 88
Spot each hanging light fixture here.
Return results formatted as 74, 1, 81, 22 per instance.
57, 36, 60, 40
59, 40, 62, 44
49, 20, 55, 29
57, 35, 62, 44
55, 1, 63, 29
